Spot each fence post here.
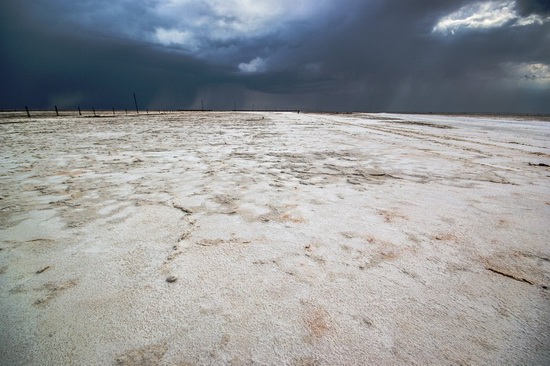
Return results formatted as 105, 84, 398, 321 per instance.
78, 107, 82, 116
133, 93, 139, 114
25, 106, 30, 118
55, 105, 59, 116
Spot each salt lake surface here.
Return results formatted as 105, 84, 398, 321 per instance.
1, 111, 549, 365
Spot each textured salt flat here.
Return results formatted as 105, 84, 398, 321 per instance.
0, 111, 549, 365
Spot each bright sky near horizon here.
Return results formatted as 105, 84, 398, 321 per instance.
1, 0, 549, 112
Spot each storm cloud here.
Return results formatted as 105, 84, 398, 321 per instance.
1, 0, 549, 112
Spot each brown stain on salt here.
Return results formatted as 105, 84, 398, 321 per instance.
305, 307, 331, 338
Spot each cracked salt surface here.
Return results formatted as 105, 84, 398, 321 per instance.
1, 111, 549, 365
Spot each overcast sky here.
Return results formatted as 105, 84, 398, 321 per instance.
1, 0, 549, 113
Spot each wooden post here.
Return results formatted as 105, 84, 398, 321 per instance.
112, 108, 115, 115
133, 93, 139, 114
55, 105, 59, 116
25, 106, 30, 118
78, 107, 82, 116
93, 108, 96, 117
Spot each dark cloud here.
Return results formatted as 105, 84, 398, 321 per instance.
515, 0, 550, 16
0, 2, 230, 110
249, 0, 550, 112
1, 1, 549, 113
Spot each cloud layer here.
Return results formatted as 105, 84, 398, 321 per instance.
433, 0, 549, 34
1, 0, 549, 113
